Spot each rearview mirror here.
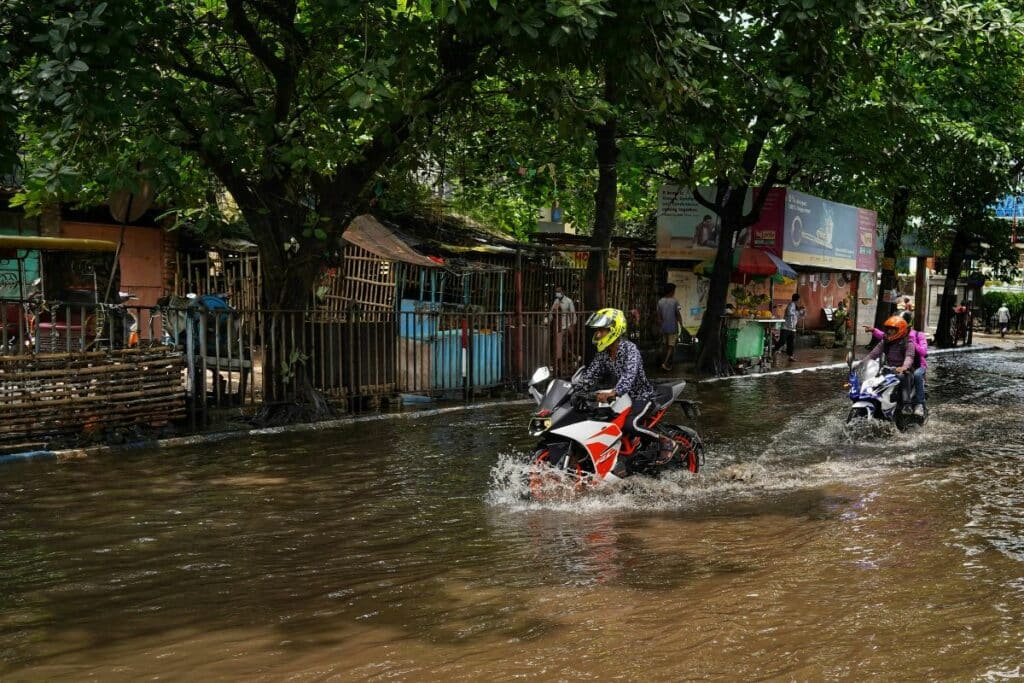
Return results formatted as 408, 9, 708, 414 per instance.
529, 366, 552, 387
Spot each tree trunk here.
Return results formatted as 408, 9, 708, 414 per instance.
934, 227, 970, 348
584, 76, 618, 317
694, 190, 745, 375
873, 186, 910, 330
582, 72, 617, 363
241, 204, 338, 425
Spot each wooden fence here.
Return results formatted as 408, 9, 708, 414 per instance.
0, 348, 185, 450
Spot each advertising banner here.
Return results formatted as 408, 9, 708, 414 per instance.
656, 186, 785, 260
742, 187, 785, 256
992, 194, 1023, 220
782, 190, 877, 272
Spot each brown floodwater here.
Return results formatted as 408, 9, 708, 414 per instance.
2, 350, 1023, 680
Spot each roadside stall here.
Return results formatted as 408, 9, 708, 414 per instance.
694, 246, 795, 373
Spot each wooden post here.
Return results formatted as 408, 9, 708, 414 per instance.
515, 247, 524, 383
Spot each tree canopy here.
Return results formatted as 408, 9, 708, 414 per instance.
4, 0, 1024, 378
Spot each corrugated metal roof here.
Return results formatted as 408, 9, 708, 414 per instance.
343, 214, 441, 267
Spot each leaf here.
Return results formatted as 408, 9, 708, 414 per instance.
489, 0, 497, 9
348, 91, 369, 108
68, 60, 89, 72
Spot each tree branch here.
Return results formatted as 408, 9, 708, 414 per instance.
225, 0, 288, 80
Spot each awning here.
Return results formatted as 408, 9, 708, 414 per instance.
0, 235, 118, 253
435, 242, 517, 255
343, 215, 441, 267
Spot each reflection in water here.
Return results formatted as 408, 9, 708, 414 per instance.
1, 351, 1024, 679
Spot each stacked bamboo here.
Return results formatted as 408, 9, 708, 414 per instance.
0, 348, 185, 445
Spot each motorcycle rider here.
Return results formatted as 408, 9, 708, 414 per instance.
573, 308, 679, 462
863, 314, 921, 416
864, 311, 927, 416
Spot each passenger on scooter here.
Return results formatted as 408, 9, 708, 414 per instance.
863, 311, 927, 416
573, 308, 679, 462
863, 315, 922, 416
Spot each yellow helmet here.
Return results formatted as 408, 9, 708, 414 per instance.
586, 308, 626, 352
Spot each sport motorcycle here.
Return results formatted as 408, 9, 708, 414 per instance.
525, 366, 704, 498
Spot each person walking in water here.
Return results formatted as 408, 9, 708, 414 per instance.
776, 293, 805, 361
657, 283, 683, 371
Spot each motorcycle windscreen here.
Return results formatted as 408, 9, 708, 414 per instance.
538, 379, 572, 413
854, 357, 881, 386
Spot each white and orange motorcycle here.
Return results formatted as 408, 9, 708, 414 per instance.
525, 366, 704, 497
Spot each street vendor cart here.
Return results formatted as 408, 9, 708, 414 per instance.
723, 315, 784, 373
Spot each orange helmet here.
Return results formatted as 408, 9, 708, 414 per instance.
883, 315, 909, 342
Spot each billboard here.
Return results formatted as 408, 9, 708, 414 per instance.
656, 186, 785, 260
992, 194, 1023, 220
782, 190, 876, 272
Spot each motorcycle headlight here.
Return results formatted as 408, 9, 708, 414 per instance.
528, 417, 552, 436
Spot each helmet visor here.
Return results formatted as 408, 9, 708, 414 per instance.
586, 311, 616, 328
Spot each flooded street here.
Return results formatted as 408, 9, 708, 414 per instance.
3, 349, 1024, 680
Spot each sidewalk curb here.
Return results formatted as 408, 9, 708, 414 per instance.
699, 344, 1001, 383
0, 399, 535, 466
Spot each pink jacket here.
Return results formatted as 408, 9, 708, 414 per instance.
871, 328, 928, 370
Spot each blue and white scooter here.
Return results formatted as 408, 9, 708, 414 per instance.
846, 352, 926, 430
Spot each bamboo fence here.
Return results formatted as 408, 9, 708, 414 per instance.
0, 348, 185, 448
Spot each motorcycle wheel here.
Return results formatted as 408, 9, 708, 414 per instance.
525, 444, 583, 500
846, 407, 871, 423
662, 425, 704, 474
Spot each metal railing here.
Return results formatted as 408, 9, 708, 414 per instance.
1, 298, 603, 423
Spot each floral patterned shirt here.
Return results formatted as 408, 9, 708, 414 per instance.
574, 339, 657, 404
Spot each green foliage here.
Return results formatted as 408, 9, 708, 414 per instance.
981, 290, 1024, 329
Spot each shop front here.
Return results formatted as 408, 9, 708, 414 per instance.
656, 186, 878, 368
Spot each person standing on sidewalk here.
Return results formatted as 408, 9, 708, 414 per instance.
657, 283, 684, 371
544, 285, 577, 376
776, 293, 805, 361
997, 302, 1011, 338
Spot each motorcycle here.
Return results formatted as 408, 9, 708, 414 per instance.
845, 352, 926, 429
155, 292, 236, 351
524, 366, 704, 498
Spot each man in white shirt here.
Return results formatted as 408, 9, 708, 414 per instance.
545, 285, 577, 375
997, 302, 1011, 338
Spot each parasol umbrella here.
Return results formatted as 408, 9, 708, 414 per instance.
694, 247, 797, 280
